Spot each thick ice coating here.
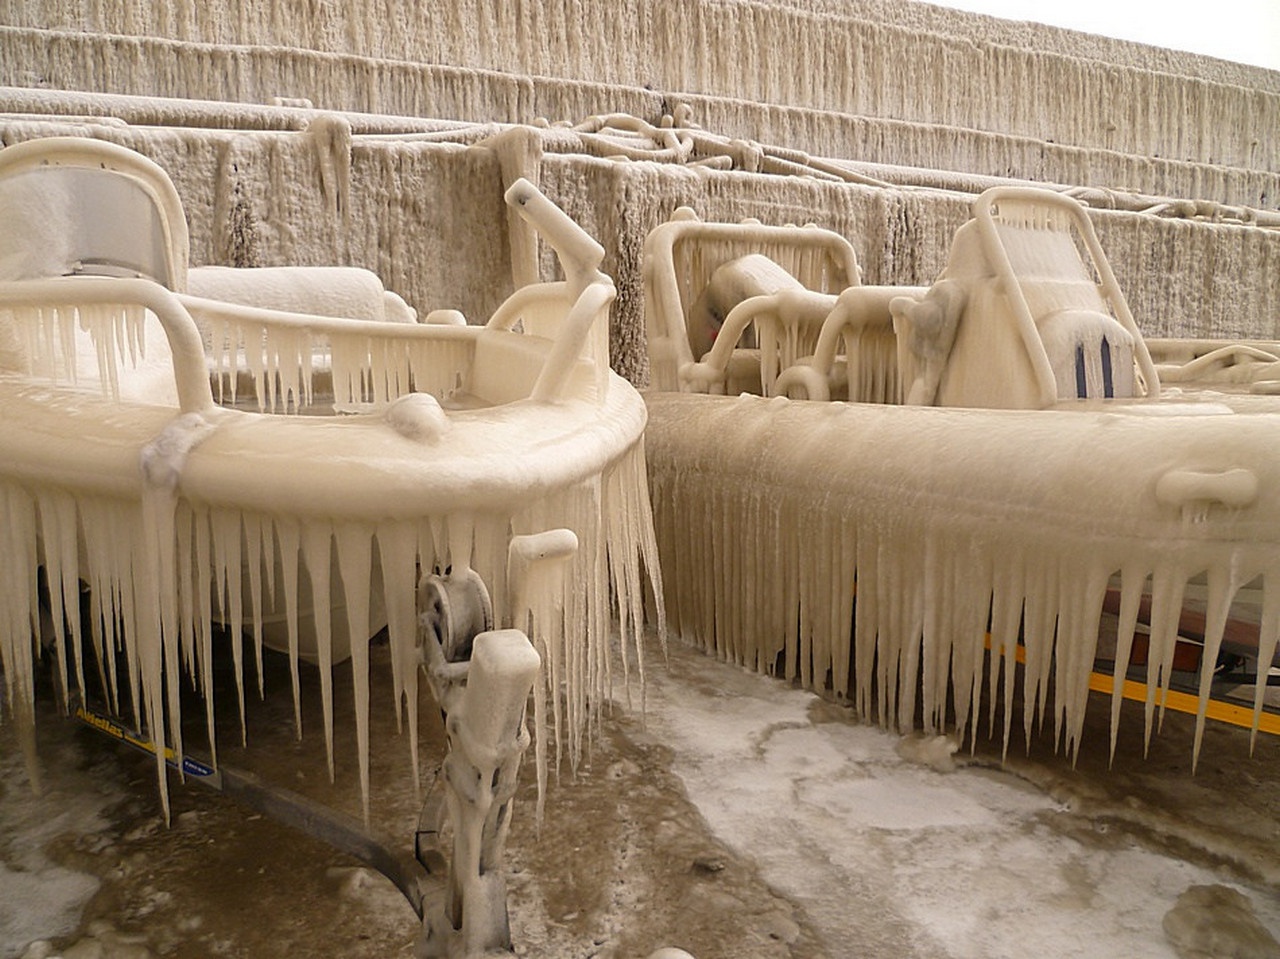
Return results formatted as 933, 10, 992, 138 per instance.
0, 140, 664, 822
642, 185, 1280, 766
645, 391, 1280, 764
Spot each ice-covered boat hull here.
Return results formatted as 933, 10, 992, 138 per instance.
645, 390, 1280, 760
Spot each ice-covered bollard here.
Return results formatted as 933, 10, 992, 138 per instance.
418, 629, 540, 959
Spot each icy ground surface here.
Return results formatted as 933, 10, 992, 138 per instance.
638, 641, 1280, 958
2, 632, 1279, 958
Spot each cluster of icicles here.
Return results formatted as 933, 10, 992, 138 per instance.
0, 304, 663, 821
190, 303, 479, 413
646, 396, 1279, 768
6, 302, 153, 397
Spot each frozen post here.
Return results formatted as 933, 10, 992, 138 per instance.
416, 530, 577, 957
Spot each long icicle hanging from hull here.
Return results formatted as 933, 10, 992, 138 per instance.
0, 438, 663, 821
645, 391, 1280, 763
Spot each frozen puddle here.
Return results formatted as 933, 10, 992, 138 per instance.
639, 641, 1280, 959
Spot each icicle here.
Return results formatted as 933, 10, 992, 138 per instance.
334, 523, 374, 822
989, 552, 1024, 760
1144, 565, 1187, 752
920, 533, 951, 736
275, 517, 304, 738
130, 496, 172, 822
211, 509, 248, 744
1253, 572, 1280, 754
1021, 556, 1059, 750
1060, 564, 1109, 764
243, 513, 267, 699
301, 524, 337, 780
35, 492, 72, 710
1109, 565, 1146, 765
192, 505, 216, 748
950, 537, 992, 753
1191, 562, 1243, 770
377, 521, 420, 788
81, 498, 122, 717
0, 485, 40, 730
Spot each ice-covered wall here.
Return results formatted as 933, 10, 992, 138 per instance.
5, 84, 1278, 213
2, 0, 1278, 203
2, 115, 1276, 387
6, 0, 1275, 90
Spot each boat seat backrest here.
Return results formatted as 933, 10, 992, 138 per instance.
0, 167, 173, 286
992, 222, 1109, 322
0, 138, 188, 289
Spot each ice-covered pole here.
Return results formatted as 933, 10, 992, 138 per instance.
503, 177, 605, 301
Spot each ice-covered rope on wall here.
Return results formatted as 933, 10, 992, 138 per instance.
541, 109, 1280, 229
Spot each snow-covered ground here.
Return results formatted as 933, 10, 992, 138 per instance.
2, 633, 1279, 958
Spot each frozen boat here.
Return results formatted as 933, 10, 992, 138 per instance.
642, 186, 1280, 762
0, 136, 661, 815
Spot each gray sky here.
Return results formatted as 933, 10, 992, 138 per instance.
926, 0, 1280, 71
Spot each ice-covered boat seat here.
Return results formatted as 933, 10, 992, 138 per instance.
0, 138, 198, 405
642, 208, 860, 396
0, 163, 177, 285
917, 187, 1161, 410
186, 265, 417, 324
0, 137, 419, 410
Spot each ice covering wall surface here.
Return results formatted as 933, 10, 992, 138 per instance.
2, 0, 1278, 197
2, 116, 1276, 386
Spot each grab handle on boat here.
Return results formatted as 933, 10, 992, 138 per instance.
504, 178, 606, 296
1155, 467, 1258, 510
530, 279, 616, 402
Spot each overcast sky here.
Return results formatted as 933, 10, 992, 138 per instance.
926, 0, 1280, 71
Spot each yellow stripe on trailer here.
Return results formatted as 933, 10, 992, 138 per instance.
987, 635, 1280, 737
1087, 670, 1280, 737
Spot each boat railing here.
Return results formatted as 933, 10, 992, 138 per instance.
180, 294, 483, 413
0, 275, 213, 414
970, 186, 1161, 405
642, 208, 860, 392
